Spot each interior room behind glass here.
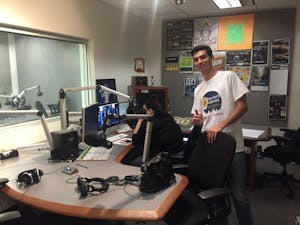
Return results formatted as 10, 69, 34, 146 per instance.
0, 29, 90, 127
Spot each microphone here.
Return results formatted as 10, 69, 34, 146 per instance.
84, 132, 113, 149
37, 90, 43, 96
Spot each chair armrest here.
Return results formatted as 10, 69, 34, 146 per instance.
0, 211, 21, 222
198, 187, 232, 200
172, 164, 189, 175
280, 128, 298, 138
270, 135, 291, 145
280, 128, 297, 133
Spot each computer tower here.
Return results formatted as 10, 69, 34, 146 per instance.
129, 86, 168, 112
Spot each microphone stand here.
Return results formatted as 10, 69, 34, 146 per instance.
59, 85, 153, 164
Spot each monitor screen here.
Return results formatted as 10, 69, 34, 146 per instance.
98, 102, 120, 128
82, 102, 120, 141
82, 103, 100, 141
118, 101, 129, 115
96, 78, 117, 104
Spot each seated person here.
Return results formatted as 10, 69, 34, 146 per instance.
122, 95, 183, 166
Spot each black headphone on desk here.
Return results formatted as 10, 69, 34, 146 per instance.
17, 168, 43, 187
77, 177, 109, 197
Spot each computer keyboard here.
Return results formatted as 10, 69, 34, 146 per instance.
80, 146, 113, 160
107, 133, 128, 142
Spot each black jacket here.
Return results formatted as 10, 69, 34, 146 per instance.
132, 112, 183, 158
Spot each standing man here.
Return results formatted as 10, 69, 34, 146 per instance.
191, 45, 253, 225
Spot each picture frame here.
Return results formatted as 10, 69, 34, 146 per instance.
134, 58, 145, 73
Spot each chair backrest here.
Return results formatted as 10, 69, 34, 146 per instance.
188, 132, 236, 190
182, 125, 202, 162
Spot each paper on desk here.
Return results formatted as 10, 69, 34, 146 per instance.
114, 137, 132, 146
242, 128, 264, 138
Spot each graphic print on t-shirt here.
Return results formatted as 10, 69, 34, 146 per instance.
202, 91, 222, 114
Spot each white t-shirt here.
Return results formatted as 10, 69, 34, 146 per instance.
191, 71, 249, 153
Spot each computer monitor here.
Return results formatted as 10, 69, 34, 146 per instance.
82, 102, 120, 141
82, 103, 100, 141
118, 101, 129, 115
98, 102, 120, 129
96, 79, 117, 104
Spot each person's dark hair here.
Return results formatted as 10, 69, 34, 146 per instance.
191, 45, 213, 57
144, 95, 162, 113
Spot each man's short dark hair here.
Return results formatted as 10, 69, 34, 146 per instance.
191, 45, 213, 57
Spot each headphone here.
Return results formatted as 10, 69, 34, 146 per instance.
77, 177, 109, 197
17, 168, 43, 187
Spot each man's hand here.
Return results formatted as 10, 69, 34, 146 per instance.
206, 124, 223, 143
192, 109, 203, 126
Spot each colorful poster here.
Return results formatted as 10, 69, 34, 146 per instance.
212, 51, 226, 71
218, 14, 254, 50
184, 76, 200, 96
269, 95, 287, 120
225, 66, 251, 86
194, 17, 219, 51
251, 66, 270, 91
252, 40, 269, 65
179, 51, 193, 73
225, 50, 251, 66
271, 38, 290, 64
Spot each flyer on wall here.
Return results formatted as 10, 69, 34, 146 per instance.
225, 50, 251, 66
252, 40, 269, 65
250, 65, 270, 91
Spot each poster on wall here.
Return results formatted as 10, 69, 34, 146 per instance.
269, 69, 288, 95
225, 66, 251, 86
218, 14, 254, 50
179, 51, 193, 73
225, 50, 251, 66
194, 17, 219, 51
250, 66, 270, 91
269, 95, 287, 120
271, 38, 290, 64
212, 51, 226, 70
184, 76, 201, 96
166, 20, 194, 50
252, 40, 269, 65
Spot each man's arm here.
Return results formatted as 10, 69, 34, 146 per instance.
206, 95, 248, 143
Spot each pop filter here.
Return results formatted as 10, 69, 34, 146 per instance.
84, 131, 113, 149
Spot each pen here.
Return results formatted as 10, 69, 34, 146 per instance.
76, 163, 88, 169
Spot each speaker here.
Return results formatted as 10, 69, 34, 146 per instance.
51, 130, 79, 160
17, 168, 43, 187
77, 177, 109, 197
132, 76, 148, 86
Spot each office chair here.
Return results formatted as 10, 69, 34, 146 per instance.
0, 179, 22, 224
164, 132, 236, 225
170, 125, 202, 165
261, 127, 300, 199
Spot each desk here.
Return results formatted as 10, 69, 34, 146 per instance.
243, 127, 271, 190
0, 144, 188, 221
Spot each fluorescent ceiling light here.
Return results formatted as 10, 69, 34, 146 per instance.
213, 0, 242, 9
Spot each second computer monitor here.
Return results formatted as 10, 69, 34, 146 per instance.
98, 102, 120, 129
82, 102, 120, 142
96, 78, 117, 104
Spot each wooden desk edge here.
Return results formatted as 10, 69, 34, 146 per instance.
1, 144, 189, 221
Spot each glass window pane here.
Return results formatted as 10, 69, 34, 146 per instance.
0, 29, 90, 127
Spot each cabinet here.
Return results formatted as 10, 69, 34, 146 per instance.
128, 86, 169, 112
